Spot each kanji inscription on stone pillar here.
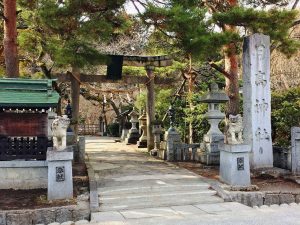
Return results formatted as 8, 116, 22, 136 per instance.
243, 34, 273, 168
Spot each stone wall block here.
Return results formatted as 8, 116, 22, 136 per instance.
295, 194, 300, 203
264, 194, 280, 205
6, 212, 32, 225
56, 208, 73, 223
72, 209, 90, 221
279, 194, 295, 204
32, 209, 56, 225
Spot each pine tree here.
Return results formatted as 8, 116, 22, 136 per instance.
138, 0, 299, 116
18, 0, 129, 136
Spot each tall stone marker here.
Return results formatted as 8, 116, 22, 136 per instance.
243, 34, 273, 168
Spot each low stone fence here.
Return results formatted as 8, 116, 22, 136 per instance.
212, 183, 300, 207
0, 204, 90, 225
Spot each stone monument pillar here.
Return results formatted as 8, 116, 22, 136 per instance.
199, 83, 228, 165
48, 116, 74, 200
219, 115, 251, 186
243, 33, 273, 169
125, 108, 140, 144
137, 111, 147, 148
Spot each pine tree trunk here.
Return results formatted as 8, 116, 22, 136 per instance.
146, 66, 155, 152
224, 0, 239, 116
3, 0, 19, 77
71, 66, 81, 139
224, 42, 240, 116
188, 76, 195, 144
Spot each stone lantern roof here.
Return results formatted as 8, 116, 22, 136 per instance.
199, 83, 229, 103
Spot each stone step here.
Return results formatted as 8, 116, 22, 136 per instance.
99, 194, 223, 212
97, 177, 209, 189
100, 189, 217, 202
98, 183, 211, 196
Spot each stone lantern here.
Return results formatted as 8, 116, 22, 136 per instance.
199, 82, 229, 165
150, 114, 162, 156
137, 110, 147, 148
125, 108, 140, 144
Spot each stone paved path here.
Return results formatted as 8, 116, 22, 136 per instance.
85, 136, 258, 224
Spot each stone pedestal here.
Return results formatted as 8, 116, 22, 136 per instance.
125, 129, 140, 144
47, 147, 74, 200
219, 144, 251, 186
166, 128, 182, 161
243, 34, 273, 168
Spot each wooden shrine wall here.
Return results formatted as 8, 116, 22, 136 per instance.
0, 113, 48, 137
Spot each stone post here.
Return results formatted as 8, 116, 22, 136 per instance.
146, 66, 155, 151
125, 108, 140, 144
78, 136, 85, 163
243, 33, 273, 169
137, 111, 147, 148
99, 116, 104, 136
291, 127, 300, 174
47, 110, 57, 137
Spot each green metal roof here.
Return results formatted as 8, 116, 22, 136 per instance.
0, 78, 60, 108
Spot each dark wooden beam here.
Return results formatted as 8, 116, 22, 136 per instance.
55, 73, 176, 85
123, 55, 172, 67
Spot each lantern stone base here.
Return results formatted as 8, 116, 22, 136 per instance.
137, 139, 147, 148
219, 144, 251, 187
199, 134, 224, 165
47, 147, 73, 200
125, 129, 140, 145
166, 128, 182, 161
199, 149, 220, 165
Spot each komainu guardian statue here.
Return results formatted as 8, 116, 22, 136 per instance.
51, 115, 70, 150
226, 114, 243, 144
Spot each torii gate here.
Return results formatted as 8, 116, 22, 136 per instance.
57, 55, 173, 151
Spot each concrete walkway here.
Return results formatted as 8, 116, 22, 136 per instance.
85, 136, 259, 224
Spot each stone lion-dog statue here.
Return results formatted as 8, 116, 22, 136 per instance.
226, 114, 243, 144
51, 115, 70, 150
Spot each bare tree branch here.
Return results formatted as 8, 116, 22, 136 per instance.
208, 61, 233, 80
292, 0, 299, 9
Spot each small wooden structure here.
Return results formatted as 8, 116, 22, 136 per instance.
0, 78, 60, 160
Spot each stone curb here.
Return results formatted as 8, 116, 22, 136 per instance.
85, 154, 100, 212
